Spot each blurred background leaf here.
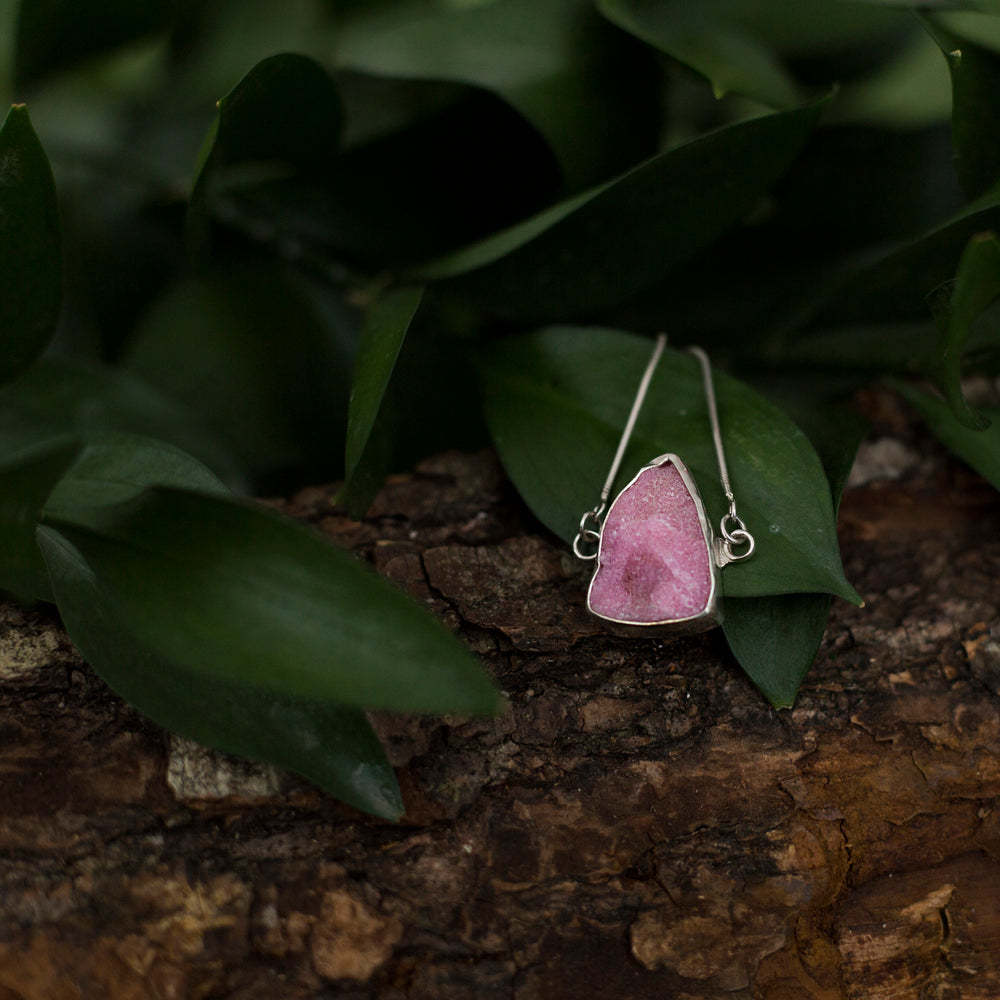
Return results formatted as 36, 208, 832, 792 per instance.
419, 95, 828, 321
925, 230, 1000, 428
921, 12, 1000, 199
895, 380, 1000, 488
14, 0, 192, 86
188, 51, 344, 262
0, 441, 80, 601
0, 358, 244, 486
342, 285, 424, 517
0, 104, 61, 383
121, 261, 354, 489
45, 432, 230, 512
597, 0, 907, 107
334, 0, 660, 190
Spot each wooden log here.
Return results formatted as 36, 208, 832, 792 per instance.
0, 429, 998, 999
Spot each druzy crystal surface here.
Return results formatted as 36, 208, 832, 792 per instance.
588, 459, 713, 623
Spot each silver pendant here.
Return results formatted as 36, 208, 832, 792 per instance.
574, 339, 755, 637
586, 455, 721, 637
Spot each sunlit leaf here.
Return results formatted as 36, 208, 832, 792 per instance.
480, 327, 859, 602
415, 96, 827, 320
43, 487, 504, 714
0, 105, 61, 386
38, 527, 403, 819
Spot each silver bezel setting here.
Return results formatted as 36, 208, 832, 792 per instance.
586, 454, 722, 638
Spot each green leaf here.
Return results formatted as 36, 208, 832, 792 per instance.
342, 285, 424, 518
772, 398, 870, 512
0, 105, 61, 386
208, 53, 342, 169
481, 327, 859, 602
45, 432, 229, 514
779, 222, 1000, 394
416, 96, 827, 321
43, 487, 503, 714
721, 400, 866, 708
335, 0, 657, 190
852, 1, 997, 9
232, 91, 563, 271
37, 527, 402, 819
895, 379, 1000, 488
0, 441, 81, 601
723, 594, 834, 708
0, 432, 227, 604
122, 263, 354, 484
789, 185, 1000, 340
0, 359, 244, 489
596, 0, 906, 106
927, 231, 1000, 428
189, 52, 344, 259
14, 0, 189, 85
831, 28, 954, 128
922, 13, 1000, 199
597, 0, 797, 107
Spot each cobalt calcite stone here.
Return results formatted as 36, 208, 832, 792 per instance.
588, 457, 715, 625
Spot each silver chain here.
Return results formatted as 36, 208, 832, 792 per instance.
573, 335, 755, 564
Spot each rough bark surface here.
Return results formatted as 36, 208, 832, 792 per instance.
1, 404, 1000, 999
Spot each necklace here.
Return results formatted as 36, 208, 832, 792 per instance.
573, 334, 755, 636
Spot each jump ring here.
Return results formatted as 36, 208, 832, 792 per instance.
723, 528, 755, 562
721, 512, 747, 544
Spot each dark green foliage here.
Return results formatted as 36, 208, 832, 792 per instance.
418, 96, 829, 321
38, 525, 404, 819
0, 106, 60, 384
122, 261, 355, 484
3, 0, 1000, 811
921, 14, 1000, 199
0, 441, 80, 601
342, 285, 425, 517
14, 0, 191, 85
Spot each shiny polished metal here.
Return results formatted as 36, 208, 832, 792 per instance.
573, 334, 755, 636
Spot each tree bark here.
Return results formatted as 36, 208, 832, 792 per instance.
1, 412, 999, 999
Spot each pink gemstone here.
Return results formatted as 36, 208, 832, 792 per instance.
589, 459, 714, 624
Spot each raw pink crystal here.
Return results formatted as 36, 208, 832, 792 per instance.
589, 459, 713, 623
